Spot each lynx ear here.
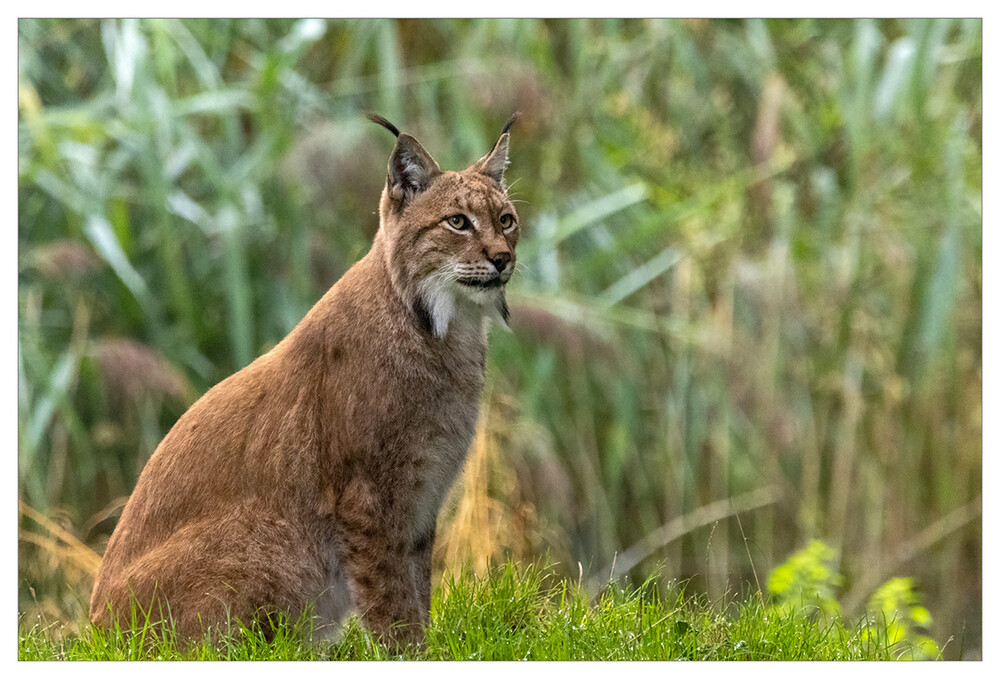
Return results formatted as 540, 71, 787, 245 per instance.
473, 112, 520, 188
387, 134, 441, 203
367, 113, 441, 206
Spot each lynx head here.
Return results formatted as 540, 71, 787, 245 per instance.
367, 113, 520, 338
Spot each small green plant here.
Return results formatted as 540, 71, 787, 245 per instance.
767, 539, 842, 617
768, 541, 941, 659
864, 577, 940, 660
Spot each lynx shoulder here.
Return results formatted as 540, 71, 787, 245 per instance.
88, 113, 521, 646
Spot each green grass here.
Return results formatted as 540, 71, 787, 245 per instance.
19, 561, 920, 661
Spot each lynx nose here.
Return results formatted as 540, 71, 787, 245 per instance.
489, 252, 512, 273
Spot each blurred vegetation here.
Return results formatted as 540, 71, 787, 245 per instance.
18, 18, 981, 658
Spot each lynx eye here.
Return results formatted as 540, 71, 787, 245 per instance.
444, 214, 471, 232
499, 214, 517, 231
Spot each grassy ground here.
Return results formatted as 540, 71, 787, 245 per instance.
19, 561, 926, 661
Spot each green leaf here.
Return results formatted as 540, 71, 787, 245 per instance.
917, 223, 960, 359
910, 605, 932, 627
519, 183, 648, 259
598, 246, 684, 307
25, 352, 75, 445
83, 214, 152, 308
874, 38, 916, 122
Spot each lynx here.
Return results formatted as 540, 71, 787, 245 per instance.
89, 113, 521, 646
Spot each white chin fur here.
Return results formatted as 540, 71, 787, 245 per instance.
418, 280, 457, 338
419, 279, 507, 337
457, 284, 499, 305
459, 284, 510, 332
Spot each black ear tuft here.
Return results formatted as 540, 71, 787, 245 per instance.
473, 114, 518, 188
501, 111, 521, 136
366, 112, 400, 138
389, 138, 441, 198
368, 115, 441, 206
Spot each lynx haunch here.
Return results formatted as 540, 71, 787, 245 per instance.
89, 113, 521, 646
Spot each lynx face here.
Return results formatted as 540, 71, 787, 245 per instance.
372, 114, 520, 336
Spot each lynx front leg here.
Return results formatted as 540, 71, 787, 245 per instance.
334, 476, 423, 647
410, 528, 435, 625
